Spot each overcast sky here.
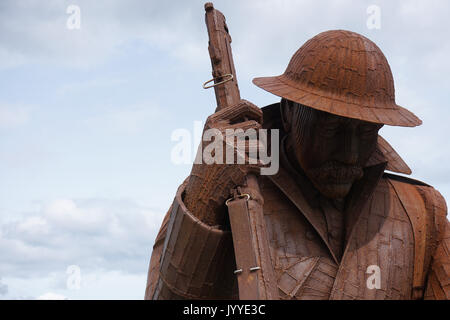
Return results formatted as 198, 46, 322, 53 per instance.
0, 0, 449, 299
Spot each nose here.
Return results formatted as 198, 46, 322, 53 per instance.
339, 126, 359, 165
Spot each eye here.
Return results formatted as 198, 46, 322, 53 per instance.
319, 122, 341, 137
358, 124, 381, 138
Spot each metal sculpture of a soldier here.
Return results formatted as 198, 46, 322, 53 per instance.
145, 4, 449, 300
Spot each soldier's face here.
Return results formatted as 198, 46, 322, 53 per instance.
291, 108, 383, 199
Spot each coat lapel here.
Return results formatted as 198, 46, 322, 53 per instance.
269, 167, 339, 264
343, 162, 387, 247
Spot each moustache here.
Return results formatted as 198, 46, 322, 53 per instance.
310, 161, 363, 184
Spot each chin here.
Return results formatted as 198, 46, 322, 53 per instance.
316, 182, 353, 199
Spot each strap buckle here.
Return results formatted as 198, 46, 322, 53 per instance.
225, 193, 251, 206
234, 266, 261, 275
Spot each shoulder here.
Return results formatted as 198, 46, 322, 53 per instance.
383, 172, 430, 187
384, 172, 448, 239
384, 173, 446, 214
384, 173, 448, 292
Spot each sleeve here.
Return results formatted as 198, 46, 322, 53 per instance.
144, 203, 171, 299
424, 220, 450, 299
423, 188, 450, 300
144, 180, 238, 300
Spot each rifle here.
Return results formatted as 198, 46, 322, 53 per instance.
203, 2, 278, 300
203, 2, 241, 111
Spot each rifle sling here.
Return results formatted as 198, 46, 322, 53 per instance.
227, 197, 261, 299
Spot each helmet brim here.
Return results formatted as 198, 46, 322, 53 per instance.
253, 75, 422, 127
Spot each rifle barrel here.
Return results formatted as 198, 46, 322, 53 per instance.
204, 2, 241, 111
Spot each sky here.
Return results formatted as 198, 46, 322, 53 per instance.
0, 0, 449, 299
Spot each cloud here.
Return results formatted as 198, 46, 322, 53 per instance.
37, 292, 67, 300
0, 278, 8, 295
56, 77, 128, 96
84, 103, 164, 134
0, 197, 163, 281
0, 104, 30, 128
0, 0, 207, 69
1, 0, 449, 91
0, 197, 165, 299
3, 269, 148, 300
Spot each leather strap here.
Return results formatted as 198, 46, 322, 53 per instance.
227, 197, 260, 299
389, 179, 428, 299
227, 174, 278, 300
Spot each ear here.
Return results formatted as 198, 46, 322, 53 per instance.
280, 98, 293, 133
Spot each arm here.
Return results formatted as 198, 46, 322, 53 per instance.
144, 203, 171, 299
424, 219, 450, 299
423, 188, 449, 300
145, 179, 238, 299
145, 101, 262, 299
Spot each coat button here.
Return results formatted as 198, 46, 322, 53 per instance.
306, 231, 315, 240
329, 229, 340, 239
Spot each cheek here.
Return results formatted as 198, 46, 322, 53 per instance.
295, 135, 336, 169
359, 136, 378, 163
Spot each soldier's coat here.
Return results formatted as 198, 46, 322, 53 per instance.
145, 104, 449, 300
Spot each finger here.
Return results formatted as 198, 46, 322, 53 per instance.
216, 119, 262, 132
208, 100, 262, 125
229, 100, 263, 124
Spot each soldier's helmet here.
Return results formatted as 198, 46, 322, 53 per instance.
253, 30, 421, 127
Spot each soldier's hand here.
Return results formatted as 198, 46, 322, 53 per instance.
183, 99, 264, 227
205, 99, 263, 132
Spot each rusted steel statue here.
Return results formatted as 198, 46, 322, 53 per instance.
145, 3, 449, 300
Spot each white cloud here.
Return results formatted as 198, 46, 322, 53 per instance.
0, 47, 27, 69
0, 197, 163, 283
16, 217, 50, 236
84, 103, 164, 134
0, 104, 30, 128
0, 278, 8, 295
0, 0, 208, 69
0, 196, 165, 299
56, 77, 128, 96
3, 269, 147, 300
68, 270, 147, 300
37, 292, 67, 300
